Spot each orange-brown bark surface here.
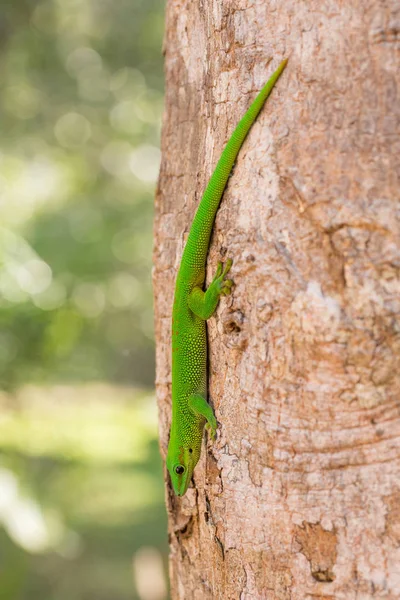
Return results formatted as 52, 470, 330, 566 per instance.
153, 1, 400, 598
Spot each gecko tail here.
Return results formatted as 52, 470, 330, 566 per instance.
182, 58, 288, 266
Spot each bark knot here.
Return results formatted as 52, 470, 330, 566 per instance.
294, 521, 337, 583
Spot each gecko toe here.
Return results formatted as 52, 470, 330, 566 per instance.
222, 258, 233, 277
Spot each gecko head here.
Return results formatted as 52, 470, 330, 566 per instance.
166, 444, 198, 497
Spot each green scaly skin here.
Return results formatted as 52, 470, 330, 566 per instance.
166, 59, 288, 496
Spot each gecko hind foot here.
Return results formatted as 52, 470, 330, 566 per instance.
212, 258, 234, 297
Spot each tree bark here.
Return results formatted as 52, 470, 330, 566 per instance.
153, 1, 400, 598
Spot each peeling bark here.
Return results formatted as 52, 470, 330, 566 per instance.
153, 0, 400, 598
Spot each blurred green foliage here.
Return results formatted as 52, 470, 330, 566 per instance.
0, 386, 167, 600
0, 0, 168, 598
0, 0, 164, 389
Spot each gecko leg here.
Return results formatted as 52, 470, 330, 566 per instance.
188, 394, 218, 440
188, 259, 233, 320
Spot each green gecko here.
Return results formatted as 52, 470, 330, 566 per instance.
166, 58, 288, 496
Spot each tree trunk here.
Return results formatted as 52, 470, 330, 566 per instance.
153, 1, 400, 598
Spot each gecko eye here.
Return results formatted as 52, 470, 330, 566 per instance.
175, 465, 185, 475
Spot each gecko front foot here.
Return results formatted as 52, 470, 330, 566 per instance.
189, 394, 218, 440
206, 421, 217, 441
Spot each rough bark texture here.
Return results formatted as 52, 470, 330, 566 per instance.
153, 1, 400, 598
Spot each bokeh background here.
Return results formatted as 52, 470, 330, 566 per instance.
0, 1, 168, 598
